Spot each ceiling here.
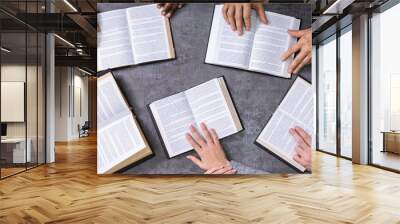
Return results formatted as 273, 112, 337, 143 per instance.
0, 0, 97, 73
311, 0, 391, 43
1, 0, 392, 72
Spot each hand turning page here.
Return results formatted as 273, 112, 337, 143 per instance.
206, 4, 300, 78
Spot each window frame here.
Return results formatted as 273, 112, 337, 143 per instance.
315, 22, 353, 160
0, 0, 47, 180
367, 0, 400, 173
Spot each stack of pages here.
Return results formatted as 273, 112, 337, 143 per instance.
97, 73, 152, 174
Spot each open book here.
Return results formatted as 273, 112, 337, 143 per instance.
97, 4, 175, 71
97, 72, 152, 174
255, 77, 313, 172
149, 77, 243, 158
205, 4, 300, 78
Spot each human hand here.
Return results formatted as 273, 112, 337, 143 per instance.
222, 3, 268, 35
157, 3, 183, 18
185, 123, 230, 171
281, 28, 312, 74
289, 126, 312, 171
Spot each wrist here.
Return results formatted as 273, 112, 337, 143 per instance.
223, 160, 231, 168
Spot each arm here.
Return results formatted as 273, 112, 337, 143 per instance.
157, 3, 183, 18
205, 126, 313, 174
203, 160, 267, 174
229, 161, 267, 174
185, 123, 267, 174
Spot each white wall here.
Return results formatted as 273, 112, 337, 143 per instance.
54, 66, 89, 141
1, 65, 26, 131
55, 66, 70, 141
72, 73, 89, 138
1, 82, 25, 122
1, 65, 37, 138
1, 63, 46, 164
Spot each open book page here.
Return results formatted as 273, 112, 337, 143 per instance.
97, 9, 134, 71
205, 4, 256, 69
257, 78, 313, 171
249, 12, 300, 77
98, 114, 147, 174
97, 74, 146, 174
126, 4, 173, 64
185, 78, 241, 138
97, 74, 131, 129
150, 93, 196, 157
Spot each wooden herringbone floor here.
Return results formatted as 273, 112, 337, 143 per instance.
0, 135, 399, 224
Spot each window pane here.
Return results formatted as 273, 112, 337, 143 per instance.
318, 37, 337, 154
371, 3, 400, 171
1, 31, 28, 177
339, 28, 352, 158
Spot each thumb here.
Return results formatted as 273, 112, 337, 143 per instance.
254, 4, 267, 24
288, 29, 305, 38
186, 155, 205, 170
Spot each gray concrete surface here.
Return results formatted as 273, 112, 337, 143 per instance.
98, 3, 312, 174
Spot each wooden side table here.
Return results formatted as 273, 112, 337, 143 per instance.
382, 131, 400, 154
